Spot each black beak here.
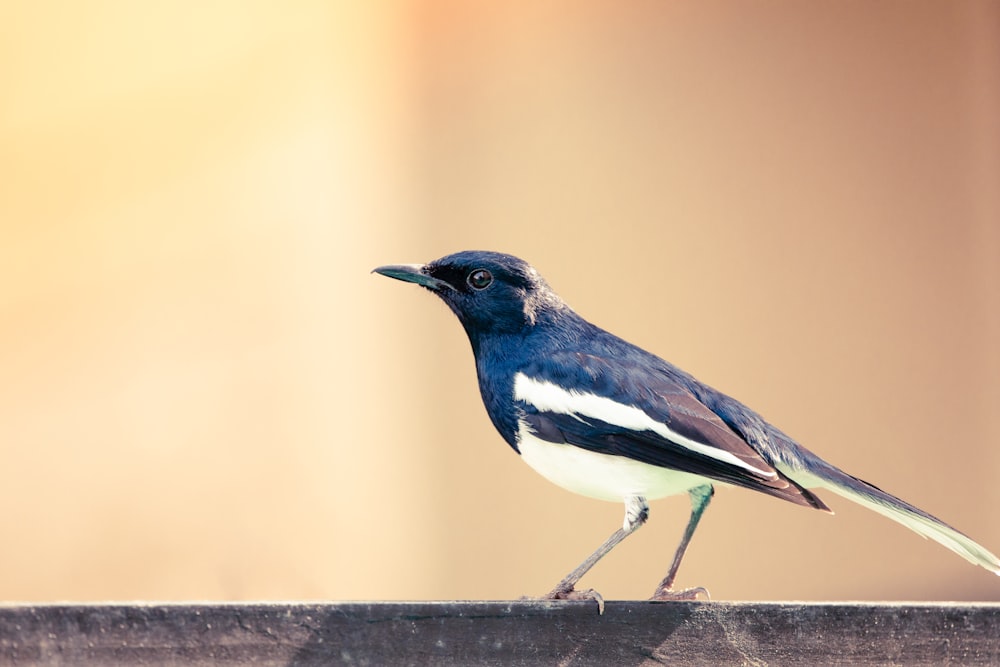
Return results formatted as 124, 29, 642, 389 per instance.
372, 263, 453, 291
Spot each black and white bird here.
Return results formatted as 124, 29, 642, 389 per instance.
374, 250, 999, 605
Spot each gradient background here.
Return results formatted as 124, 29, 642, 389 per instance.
2, 1, 998, 603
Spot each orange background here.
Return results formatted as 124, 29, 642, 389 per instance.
2, 1, 998, 603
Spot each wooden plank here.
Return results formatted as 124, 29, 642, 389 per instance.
0, 601, 997, 666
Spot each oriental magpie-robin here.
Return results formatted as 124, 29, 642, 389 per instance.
374, 250, 999, 604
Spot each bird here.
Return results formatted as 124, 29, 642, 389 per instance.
373, 250, 1000, 607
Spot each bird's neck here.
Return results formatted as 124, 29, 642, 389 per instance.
469, 331, 527, 451
467, 311, 592, 451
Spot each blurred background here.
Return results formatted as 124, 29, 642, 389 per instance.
1, 1, 998, 603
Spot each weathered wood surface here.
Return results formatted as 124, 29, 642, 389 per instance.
0, 601, 997, 666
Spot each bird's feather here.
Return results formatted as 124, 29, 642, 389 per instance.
514, 354, 830, 511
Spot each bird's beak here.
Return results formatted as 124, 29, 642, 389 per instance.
372, 263, 453, 291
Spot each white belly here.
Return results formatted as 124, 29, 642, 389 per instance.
516, 422, 706, 502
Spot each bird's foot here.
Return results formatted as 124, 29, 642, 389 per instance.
650, 585, 710, 601
544, 586, 606, 615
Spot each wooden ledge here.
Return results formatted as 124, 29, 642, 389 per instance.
1, 601, 998, 665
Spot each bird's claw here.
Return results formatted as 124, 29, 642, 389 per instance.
650, 585, 710, 601
545, 586, 606, 615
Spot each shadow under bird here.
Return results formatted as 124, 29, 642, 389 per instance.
374, 250, 999, 608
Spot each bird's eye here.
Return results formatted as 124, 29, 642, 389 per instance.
467, 269, 493, 290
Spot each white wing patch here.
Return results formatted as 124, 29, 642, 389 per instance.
513, 373, 777, 480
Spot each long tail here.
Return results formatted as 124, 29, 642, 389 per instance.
777, 455, 1000, 575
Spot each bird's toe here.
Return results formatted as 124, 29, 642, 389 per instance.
545, 586, 606, 614
650, 585, 709, 601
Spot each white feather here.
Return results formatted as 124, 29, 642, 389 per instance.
516, 420, 706, 504
513, 373, 776, 479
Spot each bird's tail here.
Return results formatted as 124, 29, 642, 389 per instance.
777, 455, 1000, 576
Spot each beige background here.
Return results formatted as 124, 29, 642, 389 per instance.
2, 1, 998, 603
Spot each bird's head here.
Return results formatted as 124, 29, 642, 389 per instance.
373, 250, 567, 338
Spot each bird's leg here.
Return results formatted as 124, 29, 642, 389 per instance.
545, 496, 648, 612
651, 484, 714, 601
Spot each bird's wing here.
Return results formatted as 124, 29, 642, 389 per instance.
516, 351, 828, 509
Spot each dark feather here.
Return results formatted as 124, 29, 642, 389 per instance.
518, 351, 829, 510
